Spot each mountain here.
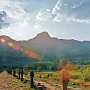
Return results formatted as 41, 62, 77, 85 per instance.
20, 32, 90, 65
0, 32, 90, 66
0, 36, 38, 67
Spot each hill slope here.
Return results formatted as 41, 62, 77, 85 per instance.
0, 36, 38, 67
0, 32, 90, 65
20, 32, 90, 64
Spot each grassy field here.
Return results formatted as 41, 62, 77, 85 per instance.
9, 70, 90, 90
0, 71, 33, 90
28, 65, 90, 90
1, 64, 89, 90
11, 78, 32, 90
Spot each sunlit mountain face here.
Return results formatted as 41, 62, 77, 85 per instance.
0, 36, 40, 67
0, 32, 90, 68
13, 32, 90, 65
0, 36, 40, 59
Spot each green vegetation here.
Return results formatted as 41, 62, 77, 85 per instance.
1, 62, 90, 90
29, 65, 90, 89
11, 77, 32, 90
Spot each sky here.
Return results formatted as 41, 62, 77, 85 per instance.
0, 0, 90, 41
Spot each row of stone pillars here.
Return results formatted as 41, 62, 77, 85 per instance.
12, 67, 34, 88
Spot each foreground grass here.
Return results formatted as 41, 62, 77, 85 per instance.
33, 71, 90, 90
11, 77, 32, 90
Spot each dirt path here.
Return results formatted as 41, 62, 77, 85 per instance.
0, 71, 13, 90
0, 71, 30, 90
35, 80, 82, 90
0, 71, 83, 90
35, 80, 62, 90
0, 71, 55, 90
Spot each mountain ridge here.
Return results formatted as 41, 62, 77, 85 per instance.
0, 32, 90, 42
0, 32, 90, 65
19, 32, 90, 64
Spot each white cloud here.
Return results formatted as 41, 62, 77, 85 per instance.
0, 0, 90, 41
1, 15, 44, 40
53, 13, 90, 23
36, 9, 52, 22
34, 0, 90, 24
0, 0, 10, 7
51, 0, 90, 24
52, 0, 62, 15
0, 0, 45, 40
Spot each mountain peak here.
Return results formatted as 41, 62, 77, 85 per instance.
35, 32, 50, 39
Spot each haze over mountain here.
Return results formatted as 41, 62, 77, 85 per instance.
20, 32, 90, 64
0, 32, 90, 66
0, 36, 38, 67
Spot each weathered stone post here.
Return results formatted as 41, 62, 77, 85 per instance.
30, 71, 34, 88
12, 66, 16, 77
21, 67, 24, 81
18, 67, 21, 79
7, 66, 12, 74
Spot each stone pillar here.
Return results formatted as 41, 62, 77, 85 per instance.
21, 67, 24, 81
12, 67, 16, 77
18, 67, 21, 79
30, 71, 34, 88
